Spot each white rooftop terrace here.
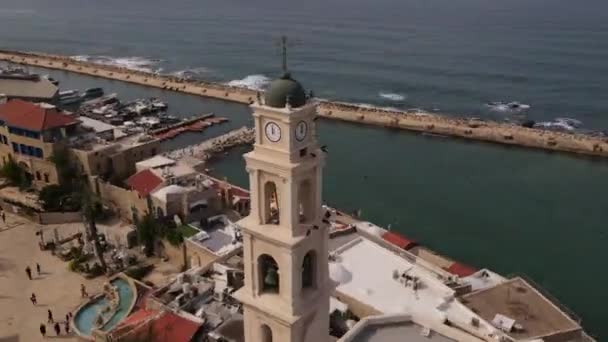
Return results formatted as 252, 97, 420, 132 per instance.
331, 237, 501, 341
187, 215, 242, 256
339, 315, 457, 342
136, 155, 176, 171
78, 116, 116, 134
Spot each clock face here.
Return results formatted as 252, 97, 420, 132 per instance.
295, 121, 308, 141
265, 122, 282, 142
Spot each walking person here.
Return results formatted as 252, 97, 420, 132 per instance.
39, 323, 46, 338
53, 322, 61, 336
25, 266, 32, 280
1, 211, 6, 224
80, 284, 88, 298
30, 293, 37, 305
36, 263, 41, 275
47, 309, 54, 323
64, 321, 70, 334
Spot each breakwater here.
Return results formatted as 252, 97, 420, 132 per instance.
165, 126, 254, 162
2, 49, 607, 158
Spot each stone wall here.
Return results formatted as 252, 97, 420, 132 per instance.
94, 177, 149, 222
184, 239, 220, 269
159, 239, 187, 269
38, 211, 82, 224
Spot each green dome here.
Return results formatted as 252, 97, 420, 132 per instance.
264, 73, 307, 108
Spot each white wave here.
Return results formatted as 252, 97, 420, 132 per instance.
485, 101, 531, 112
534, 121, 575, 132
69, 55, 162, 73
226, 74, 271, 91
171, 67, 212, 79
379, 91, 406, 102
555, 117, 582, 128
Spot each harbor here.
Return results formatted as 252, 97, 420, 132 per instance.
1, 49, 607, 159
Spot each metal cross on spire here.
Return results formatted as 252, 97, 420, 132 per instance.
276, 35, 300, 75
281, 35, 288, 74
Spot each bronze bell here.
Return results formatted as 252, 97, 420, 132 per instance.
264, 267, 279, 290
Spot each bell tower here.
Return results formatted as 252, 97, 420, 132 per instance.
233, 67, 330, 342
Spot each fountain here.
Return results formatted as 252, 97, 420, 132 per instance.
73, 275, 137, 340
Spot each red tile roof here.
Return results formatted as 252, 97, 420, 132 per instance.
446, 262, 477, 277
113, 309, 202, 342
126, 169, 164, 197
0, 99, 78, 131
382, 231, 417, 250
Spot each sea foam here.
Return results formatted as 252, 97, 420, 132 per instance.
226, 74, 271, 91
171, 67, 212, 80
70, 55, 162, 73
379, 92, 406, 102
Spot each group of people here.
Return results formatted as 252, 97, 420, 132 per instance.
25, 261, 91, 338
38, 310, 72, 338
24, 262, 41, 280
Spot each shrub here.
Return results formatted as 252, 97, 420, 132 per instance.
68, 259, 81, 272
39, 185, 82, 212
166, 229, 184, 247
88, 263, 104, 277
125, 264, 154, 280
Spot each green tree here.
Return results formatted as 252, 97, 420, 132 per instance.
82, 189, 107, 272
49, 148, 76, 187
137, 214, 160, 257
0, 158, 30, 188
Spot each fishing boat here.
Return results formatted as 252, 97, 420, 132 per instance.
59, 94, 83, 106
150, 98, 168, 110
82, 87, 104, 99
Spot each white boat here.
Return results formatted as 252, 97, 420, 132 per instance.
133, 102, 151, 115
59, 89, 79, 97
150, 98, 168, 110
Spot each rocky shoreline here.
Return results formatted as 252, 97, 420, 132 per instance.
2, 49, 607, 158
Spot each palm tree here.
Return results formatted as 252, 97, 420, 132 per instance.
82, 190, 107, 272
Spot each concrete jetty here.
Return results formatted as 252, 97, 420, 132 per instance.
165, 126, 254, 162
2, 49, 608, 158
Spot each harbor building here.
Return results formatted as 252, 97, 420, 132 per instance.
0, 70, 58, 102
0, 99, 78, 188
0, 98, 160, 189
69, 129, 160, 181
233, 71, 331, 342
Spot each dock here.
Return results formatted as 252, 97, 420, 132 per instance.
2, 49, 608, 158
150, 114, 229, 140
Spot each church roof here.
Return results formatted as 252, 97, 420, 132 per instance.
264, 73, 307, 109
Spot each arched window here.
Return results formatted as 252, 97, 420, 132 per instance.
263, 181, 280, 224
298, 179, 313, 223
302, 250, 316, 289
260, 324, 273, 342
258, 254, 280, 294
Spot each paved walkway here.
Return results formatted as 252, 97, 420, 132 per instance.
0, 214, 104, 341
